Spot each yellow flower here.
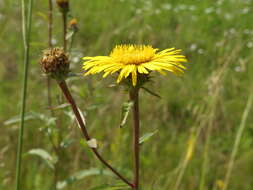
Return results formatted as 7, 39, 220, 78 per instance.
83, 44, 187, 86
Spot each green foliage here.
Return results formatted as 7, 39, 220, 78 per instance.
27, 148, 57, 170
57, 168, 113, 189
139, 130, 158, 145
119, 101, 133, 128
0, 0, 253, 190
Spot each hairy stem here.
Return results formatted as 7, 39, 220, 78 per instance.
15, 0, 33, 189
129, 87, 140, 190
57, 80, 133, 188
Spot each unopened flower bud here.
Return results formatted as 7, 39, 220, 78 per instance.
69, 18, 78, 32
56, 0, 69, 13
40, 48, 70, 81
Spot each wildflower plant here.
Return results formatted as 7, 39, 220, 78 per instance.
82, 44, 187, 189
40, 44, 187, 189
39, 47, 133, 188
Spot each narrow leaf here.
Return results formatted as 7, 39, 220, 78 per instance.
141, 87, 161, 99
51, 103, 70, 110
119, 101, 133, 128
57, 168, 112, 189
27, 148, 56, 170
66, 30, 75, 40
4, 112, 36, 125
139, 130, 158, 145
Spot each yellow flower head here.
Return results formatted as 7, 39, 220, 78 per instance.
83, 44, 187, 86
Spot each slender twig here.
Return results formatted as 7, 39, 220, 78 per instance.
57, 80, 133, 188
129, 87, 140, 190
15, 0, 33, 189
47, 0, 53, 114
48, 0, 53, 48
62, 13, 67, 51
222, 94, 253, 190
47, 2, 60, 189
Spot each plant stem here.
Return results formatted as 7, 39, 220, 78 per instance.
129, 87, 140, 190
57, 80, 133, 188
47, 0, 55, 119
48, 0, 53, 48
15, 0, 33, 189
62, 13, 67, 51
47, 2, 60, 189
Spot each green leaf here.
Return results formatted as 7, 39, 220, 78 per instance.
66, 30, 75, 40
27, 148, 57, 170
52, 103, 70, 110
119, 101, 133, 128
60, 138, 75, 148
4, 112, 56, 126
36, 11, 48, 20
141, 87, 161, 99
4, 112, 36, 125
57, 168, 112, 189
139, 130, 158, 145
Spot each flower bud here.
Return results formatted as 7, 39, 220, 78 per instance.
40, 48, 70, 81
69, 18, 78, 32
56, 0, 69, 13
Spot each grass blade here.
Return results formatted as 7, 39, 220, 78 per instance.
222, 93, 253, 190
15, 0, 34, 189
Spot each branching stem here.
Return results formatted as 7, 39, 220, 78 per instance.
57, 80, 133, 188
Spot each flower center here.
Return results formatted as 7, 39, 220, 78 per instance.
110, 45, 156, 65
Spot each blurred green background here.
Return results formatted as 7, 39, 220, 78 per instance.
0, 0, 253, 189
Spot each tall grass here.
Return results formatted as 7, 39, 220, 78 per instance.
223, 93, 253, 190
0, 0, 251, 189
15, 0, 33, 189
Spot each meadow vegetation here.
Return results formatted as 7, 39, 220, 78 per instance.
0, 0, 253, 189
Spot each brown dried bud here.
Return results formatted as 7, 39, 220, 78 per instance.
56, 0, 69, 13
40, 48, 70, 81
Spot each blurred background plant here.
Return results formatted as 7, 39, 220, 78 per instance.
0, 0, 253, 190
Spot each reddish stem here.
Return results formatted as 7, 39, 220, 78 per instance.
58, 80, 133, 188
129, 88, 140, 190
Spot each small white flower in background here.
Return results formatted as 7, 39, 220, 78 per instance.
162, 3, 172, 10
204, 7, 214, 14
217, 0, 224, 6
155, 9, 161, 15
189, 5, 196, 11
189, 44, 197, 51
72, 56, 80, 63
216, 8, 221, 15
136, 9, 142, 15
224, 13, 233, 20
178, 4, 187, 11
241, 7, 250, 14
52, 38, 57, 45
197, 49, 204, 54
247, 41, 253, 48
